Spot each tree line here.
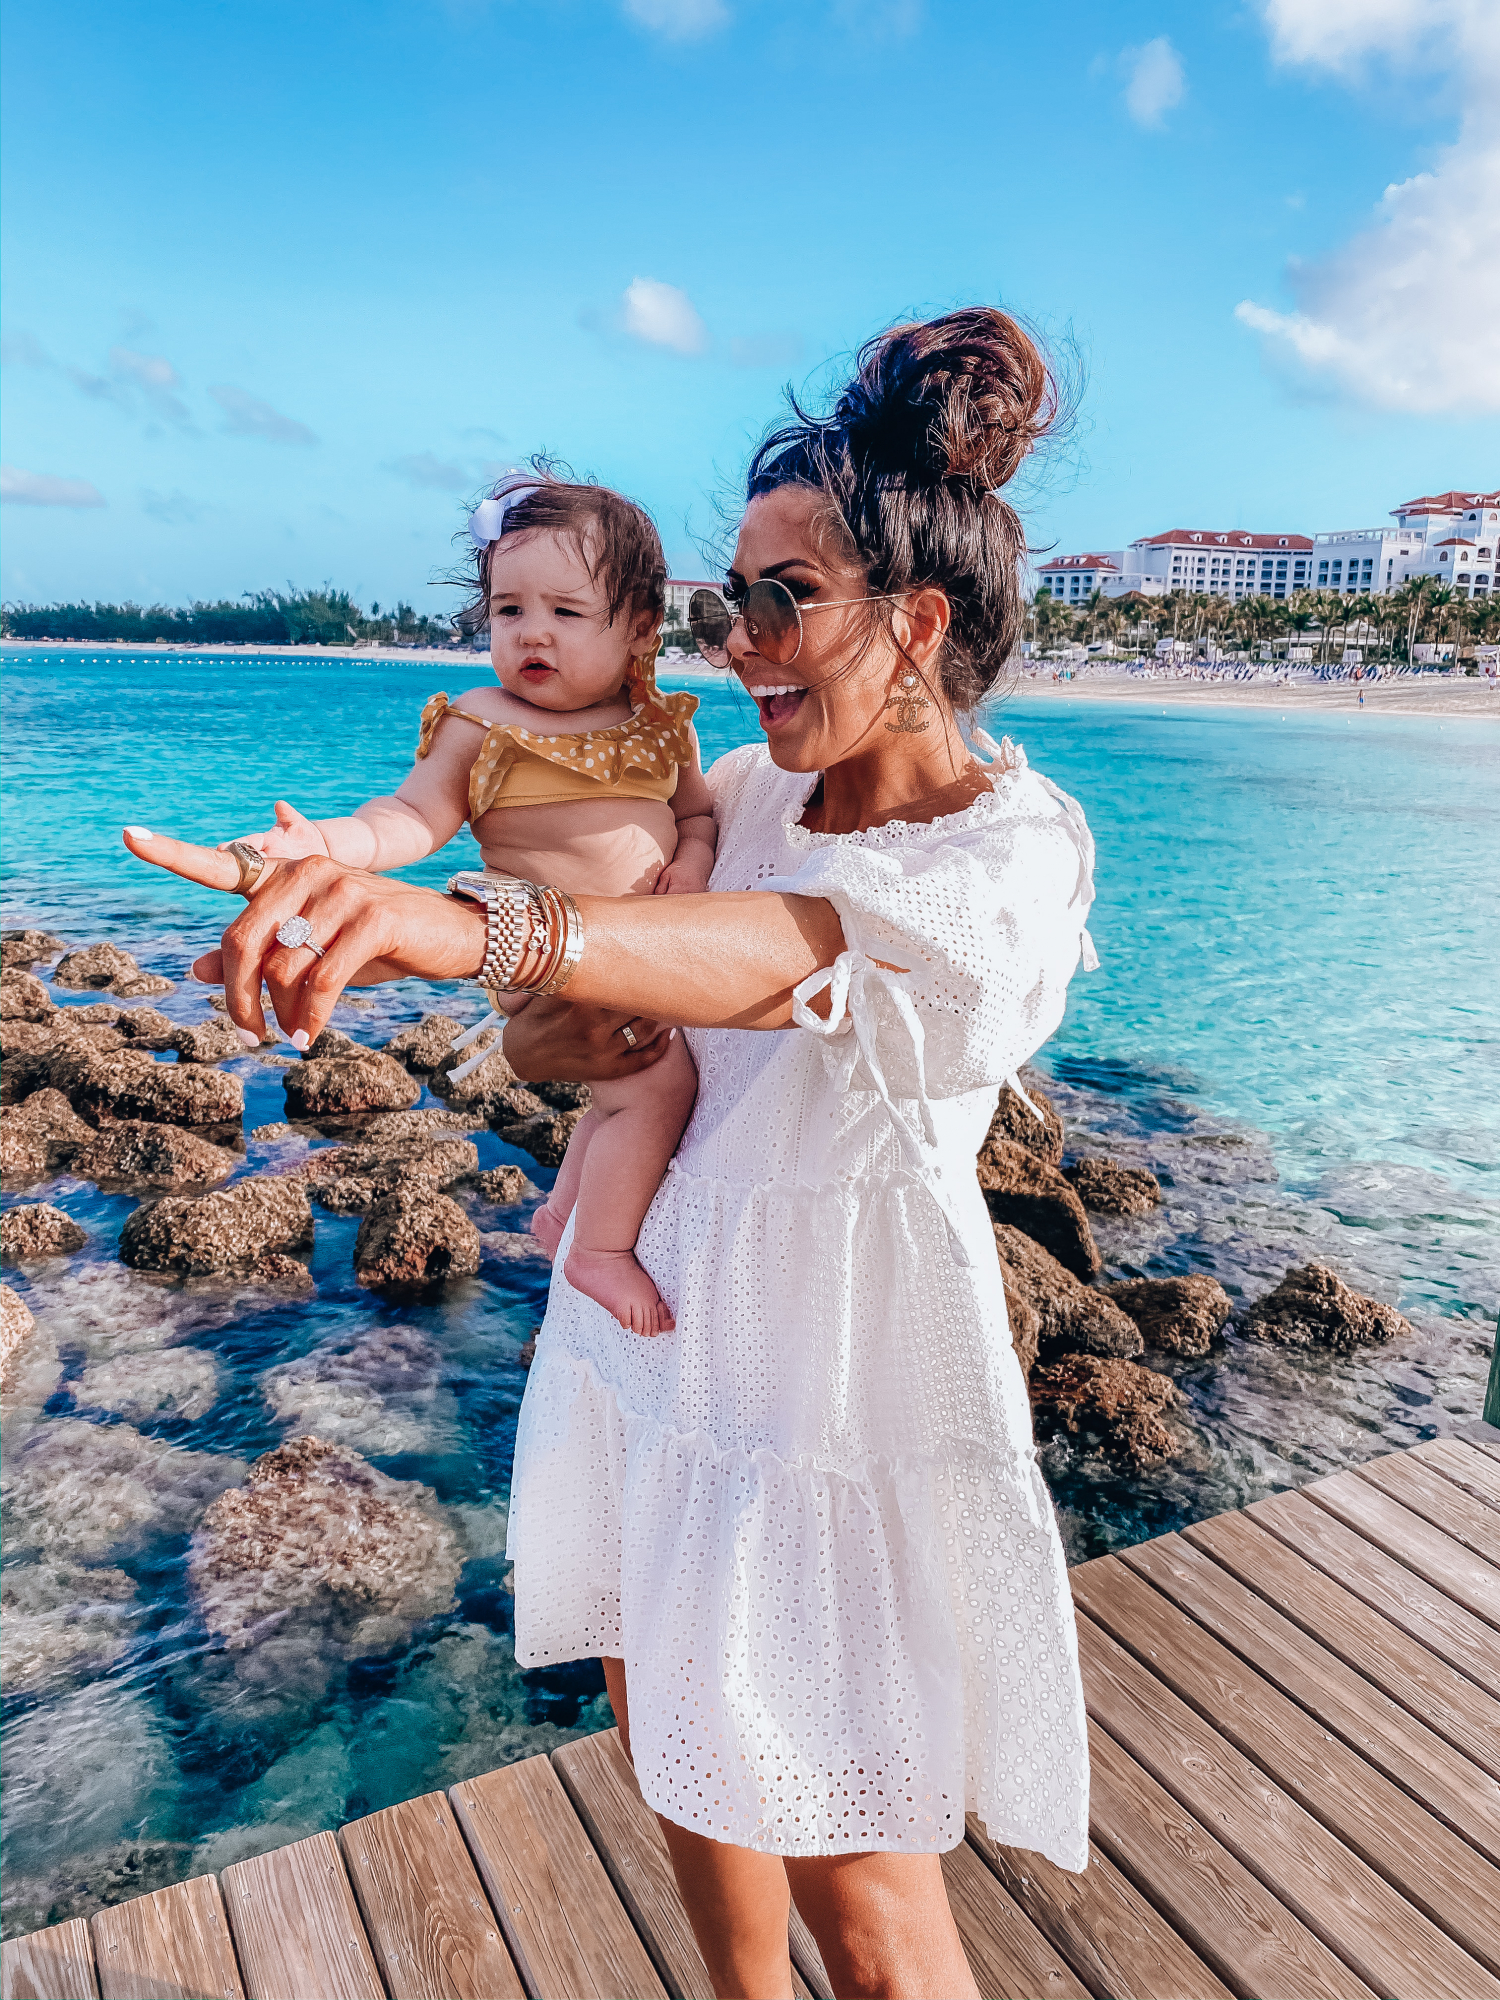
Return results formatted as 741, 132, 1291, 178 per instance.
1029, 576, 1500, 665
0, 587, 458, 648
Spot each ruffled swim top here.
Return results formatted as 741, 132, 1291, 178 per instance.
416, 651, 699, 820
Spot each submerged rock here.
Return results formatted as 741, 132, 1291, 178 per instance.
1066, 1157, 1162, 1216
1246, 1263, 1411, 1350
1105, 1275, 1233, 1356
188, 1434, 464, 1649
982, 1068, 1064, 1167
977, 1139, 1100, 1279
120, 1177, 313, 1277
0, 1088, 95, 1183
1030, 1353, 1184, 1466
1, 1283, 38, 1385
262, 1324, 446, 1455
0, 1562, 138, 1693
70, 1119, 239, 1190
0, 1416, 242, 1561
299, 1133, 479, 1215
1, 1203, 87, 1263
73, 1348, 220, 1424
1, 970, 55, 1021
473, 1163, 533, 1205
52, 942, 173, 996
992, 1225, 1140, 1361
382, 1012, 467, 1071
283, 1051, 420, 1117
353, 1186, 481, 1291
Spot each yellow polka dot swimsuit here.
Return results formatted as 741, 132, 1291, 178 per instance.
416, 651, 699, 819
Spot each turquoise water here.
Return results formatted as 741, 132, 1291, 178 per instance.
2, 645, 1498, 1934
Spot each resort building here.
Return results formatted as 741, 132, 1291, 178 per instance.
1036, 554, 1122, 602
1119, 531, 1314, 601
664, 580, 721, 623
1312, 490, 1498, 599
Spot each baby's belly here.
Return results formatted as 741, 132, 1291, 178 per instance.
474, 797, 678, 897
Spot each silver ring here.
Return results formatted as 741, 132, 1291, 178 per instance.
275, 916, 326, 958
619, 1023, 638, 1047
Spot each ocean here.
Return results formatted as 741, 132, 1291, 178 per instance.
2, 644, 1497, 1935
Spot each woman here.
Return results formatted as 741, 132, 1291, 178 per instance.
129, 307, 1096, 2000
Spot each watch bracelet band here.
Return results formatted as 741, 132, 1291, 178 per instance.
446, 872, 585, 995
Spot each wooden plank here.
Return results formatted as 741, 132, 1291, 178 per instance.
785, 1909, 831, 2000
1074, 1600, 1500, 2000
939, 1840, 1090, 2000
340, 1790, 523, 2000
1077, 1554, 1500, 1975
221, 1830, 384, 2000
551, 1731, 712, 2000
451, 1754, 667, 2000
1123, 1530, 1500, 1866
91, 1876, 244, 2000
1302, 1470, 1500, 1630
1187, 1509, 1500, 1782
1356, 1449, 1500, 1558
966, 1816, 1235, 2000
2, 1921, 98, 2000
1420, 1437, 1500, 1511
1248, 1487, 1500, 1696
1083, 1716, 1375, 2000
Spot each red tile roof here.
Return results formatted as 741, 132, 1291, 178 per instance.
1432, 537, 1477, 547
1133, 530, 1314, 550
1037, 553, 1120, 572
1394, 490, 1500, 515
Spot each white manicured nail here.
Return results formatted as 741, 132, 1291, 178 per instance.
669, 1028, 677, 1040
290, 1029, 310, 1051
125, 825, 153, 839
235, 1027, 260, 1048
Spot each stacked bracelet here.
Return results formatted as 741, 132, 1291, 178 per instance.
446, 872, 586, 996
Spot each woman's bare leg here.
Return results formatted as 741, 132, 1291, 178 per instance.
602, 1657, 795, 2000
785, 1851, 978, 2000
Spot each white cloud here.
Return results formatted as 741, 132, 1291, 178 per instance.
1120, 37, 1185, 129
621, 278, 709, 357
621, 0, 728, 38
109, 347, 191, 426
1, 466, 105, 508
1237, 1, 1500, 413
390, 452, 471, 490
209, 384, 317, 445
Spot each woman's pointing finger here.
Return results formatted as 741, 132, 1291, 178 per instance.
122, 827, 253, 895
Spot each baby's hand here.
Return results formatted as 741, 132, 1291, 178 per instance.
654, 853, 714, 895
224, 800, 331, 862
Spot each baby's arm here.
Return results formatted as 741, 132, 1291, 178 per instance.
655, 731, 717, 895
236, 696, 484, 871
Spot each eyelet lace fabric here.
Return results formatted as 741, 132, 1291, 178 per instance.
506, 738, 1096, 1869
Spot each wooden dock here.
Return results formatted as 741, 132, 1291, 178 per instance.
6, 1429, 1499, 2000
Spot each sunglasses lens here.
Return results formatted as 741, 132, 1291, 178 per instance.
687, 589, 734, 666
743, 578, 801, 666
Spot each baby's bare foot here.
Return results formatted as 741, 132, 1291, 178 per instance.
530, 1203, 567, 1260
564, 1246, 675, 1336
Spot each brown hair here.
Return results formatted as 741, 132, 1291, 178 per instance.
745, 308, 1060, 707
454, 459, 667, 640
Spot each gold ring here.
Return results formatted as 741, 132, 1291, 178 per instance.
226, 840, 267, 898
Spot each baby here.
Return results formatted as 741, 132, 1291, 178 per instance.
239, 472, 712, 1335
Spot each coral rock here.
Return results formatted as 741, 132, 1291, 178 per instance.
381, 1013, 467, 1071
0, 1417, 241, 1560
120, 1177, 313, 1277
1, 971, 55, 1021
188, 1435, 463, 1648
302, 1134, 478, 1206
1247, 1263, 1411, 1350
427, 1032, 517, 1115
2, 1018, 60, 1055
114, 1008, 179, 1048
982, 1068, 1064, 1166
1066, 1156, 1162, 1216
0, 1088, 94, 1183
354, 1186, 481, 1292
1105, 1275, 1233, 1356
45, 1043, 244, 1127
474, 1164, 532, 1205
495, 1102, 586, 1168
74, 1348, 219, 1423
1030, 1354, 1184, 1466
262, 1325, 444, 1455
70, 1120, 239, 1190
1, 1283, 38, 1384
1, 929, 65, 976
978, 1140, 1100, 1280
0, 1561, 138, 1694
992, 1224, 1141, 1361
283, 1051, 419, 1117
171, 1020, 246, 1064
52, 943, 163, 993
1, 1203, 87, 1263
1000, 1270, 1041, 1379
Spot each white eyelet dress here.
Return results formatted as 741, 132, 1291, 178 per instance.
505, 734, 1097, 1870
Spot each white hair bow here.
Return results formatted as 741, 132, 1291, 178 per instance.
469, 481, 539, 550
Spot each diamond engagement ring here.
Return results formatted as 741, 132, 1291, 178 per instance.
275, 916, 326, 958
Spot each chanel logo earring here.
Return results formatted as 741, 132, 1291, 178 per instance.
884, 670, 933, 733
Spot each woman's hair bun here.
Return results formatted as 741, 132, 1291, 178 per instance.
833, 307, 1054, 491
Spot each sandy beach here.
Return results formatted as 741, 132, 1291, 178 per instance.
1008, 672, 1499, 720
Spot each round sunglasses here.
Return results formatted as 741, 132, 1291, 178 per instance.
687, 580, 899, 669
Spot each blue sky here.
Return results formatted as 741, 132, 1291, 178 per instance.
2, 0, 1496, 611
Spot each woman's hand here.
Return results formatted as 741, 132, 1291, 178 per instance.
122, 828, 485, 1046
502, 995, 673, 1081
